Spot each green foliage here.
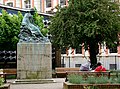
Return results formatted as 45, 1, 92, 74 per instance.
41, 28, 49, 36
49, 0, 120, 66
33, 11, 44, 30
109, 77, 117, 84
67, 74, 120, 84
68, 74, 85, 84
18, 11, 23, 23
96, 76, 109, 84
86, 76, 96, 84
0, 10, 23, 50
0, 78, 4, 86
32, 10, 48, 36
116, 76, 120, 83
50, 0, 120, 48
0, 9, 45, 51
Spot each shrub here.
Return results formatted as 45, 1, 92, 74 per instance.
86, 76, 96, 84
96, 76, 109, 84
116, 76, 120, 83
68, 74, 85, 84
67, 74, 120, 84
109, 77, 117, 84
0, 78, 4, 86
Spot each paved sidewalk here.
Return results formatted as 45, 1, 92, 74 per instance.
8, 78, 65, 89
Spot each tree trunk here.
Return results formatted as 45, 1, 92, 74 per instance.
89, 42, 99, 68
55, 48, 61, 67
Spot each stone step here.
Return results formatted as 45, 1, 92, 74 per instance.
12, 79, 55, 84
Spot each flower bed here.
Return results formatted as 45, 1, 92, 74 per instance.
63, 74, 120, 89
63, 82, 120, 89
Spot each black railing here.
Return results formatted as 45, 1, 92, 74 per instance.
0, 51, 16, 68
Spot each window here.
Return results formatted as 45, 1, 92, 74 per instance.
60, 0, 66, 6
61, 64, 66, 67
75, 64, 81, 67
109, 47, 117, 53
24, 0, 31, 8
46, 0, 51, 8
109, 48, 117, 53
7, 2, 13, 7
110, 64, 117, 70
76, 46, 82, 54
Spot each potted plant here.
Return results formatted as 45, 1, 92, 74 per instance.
63, 74, 120, 89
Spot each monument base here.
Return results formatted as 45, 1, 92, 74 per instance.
12, 79, 55, 84
17, 42, 52, 79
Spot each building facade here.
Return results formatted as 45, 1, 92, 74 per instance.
61, 44, 120, 70
0, 0, 68, 13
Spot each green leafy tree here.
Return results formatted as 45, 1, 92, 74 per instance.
32, 8, 48, 36
0, 10, 23, 50
0, 9, 46, 51
49, 0, 120, 67
33, 11, 44, 30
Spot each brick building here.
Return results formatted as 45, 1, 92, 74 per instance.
0, 0, 68, 13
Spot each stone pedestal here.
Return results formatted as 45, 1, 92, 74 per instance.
17, 42, 52, 79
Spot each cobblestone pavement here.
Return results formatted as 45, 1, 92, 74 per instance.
8, 78, 65, 89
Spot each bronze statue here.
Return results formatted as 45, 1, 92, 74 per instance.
18, 12, 49, 43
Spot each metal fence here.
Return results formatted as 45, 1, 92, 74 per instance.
0, 51, 16, 68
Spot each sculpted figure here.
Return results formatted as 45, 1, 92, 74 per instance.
18, 11, 49, 42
